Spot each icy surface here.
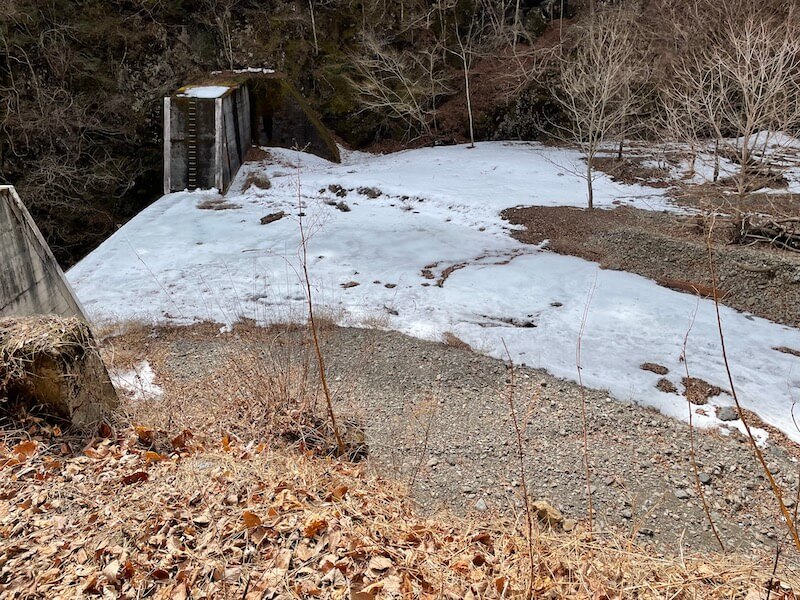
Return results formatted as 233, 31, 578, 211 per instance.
177, 86, 230, 99
69, 141, 800, 443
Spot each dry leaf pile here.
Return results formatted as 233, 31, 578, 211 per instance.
0, 421, 796, 599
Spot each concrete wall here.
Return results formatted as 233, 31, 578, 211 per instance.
0, 186, 87, 320
164, 84, 251, 194
164, 95, 218, 193
218, 84, 251, 190
250, 77, 340, 163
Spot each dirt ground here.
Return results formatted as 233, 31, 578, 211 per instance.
502, 204, 800, 328
102, 323, 800, 559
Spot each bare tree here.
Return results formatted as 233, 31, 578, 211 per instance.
349, 31, 451, 140
446, 12, 488, 148
202, 0, 241, 70
552, 7, 650, 209
661, 4, 800, 198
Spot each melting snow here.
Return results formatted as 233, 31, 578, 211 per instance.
110, 361, 163, 401
69, 141, 800, 443
177, 86, 230, 99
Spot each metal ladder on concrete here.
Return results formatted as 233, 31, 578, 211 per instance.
187, 98, 198, 190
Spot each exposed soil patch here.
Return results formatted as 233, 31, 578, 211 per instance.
197, 198, 241, 210
775, 346, 800, 358
656, 378, 678, 394
682, 377, 725, 406
503, 205, 800, 327
672, 186, 800, 218
593, 156, 673, 188
640, 362, 669, 376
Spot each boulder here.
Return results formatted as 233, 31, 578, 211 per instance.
0, 316, 118, 427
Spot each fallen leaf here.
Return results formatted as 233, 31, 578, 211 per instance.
122, 560, 135, 580
102, 559, 120, 585
82, 574, 100, 594
193, 513, 211, 527
99, 422, 113, 438
121, 471, 149, 486
171, 430, 193, 450
329, 484, 349, 501
243, 511, 262, 529
303, 515, 328, 538
367, 555, 393, 572
495, 577, 508, 595
145, 451, 166, 462
134, 425, 155, 446
12, 440, 38, 461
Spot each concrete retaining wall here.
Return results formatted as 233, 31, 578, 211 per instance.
164, 84, 251, 194
249, 77, 340, 163
219, 84, 251, 190
0, 186, 87, 320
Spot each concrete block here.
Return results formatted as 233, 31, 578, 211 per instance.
0, 186, 87, 320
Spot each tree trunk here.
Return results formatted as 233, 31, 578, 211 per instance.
738, 135, 750, 199
586, 159, 594, 210
464, 57, 474, 148
309, 0, 319, 56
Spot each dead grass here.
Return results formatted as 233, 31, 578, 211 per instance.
1, 321, 798, 597
640, 362, 669, 376
594, 156, 673, 188
242, 172, 272, 192
0, 316, 95, 391
682, 377, 725, 406
442, 331, 472, 352
104, 321, 368, 459
0, 423, 796, 598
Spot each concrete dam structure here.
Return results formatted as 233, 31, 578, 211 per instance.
164, 72, 340, 194
0, 186, 87, 320
164, 83, 251, 194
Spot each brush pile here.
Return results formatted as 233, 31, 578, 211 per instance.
736, 215, 800, 253
0, 316, 117, 426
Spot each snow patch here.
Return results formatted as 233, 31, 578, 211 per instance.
177, 86, 230, 99
111, 361, 163, 401
69, 141, 800, 443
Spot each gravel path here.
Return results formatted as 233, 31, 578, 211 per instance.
503, 205, 800, 328
141, 324, 800, 557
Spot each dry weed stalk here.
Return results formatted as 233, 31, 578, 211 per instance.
295, 168, 346, 457
576, 272, 597, 535
501, 339, 538, 599
679, 301, 725, 552
705, 216, 800, 551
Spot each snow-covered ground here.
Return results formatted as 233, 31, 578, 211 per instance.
68, 141, 800, 443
